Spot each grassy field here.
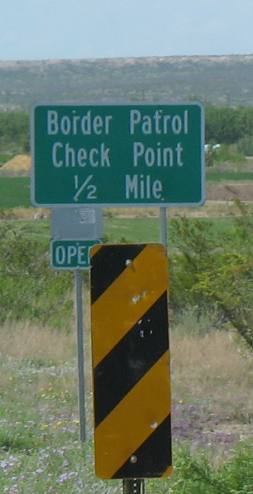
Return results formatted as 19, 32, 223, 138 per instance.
206, 171, 253, 181
0, 211, 251, 327
0, 153, 13, 165
0, 214, 242, 248
0, 177, 31, 208
0, 320, 252, 493
1, 200, 253, 491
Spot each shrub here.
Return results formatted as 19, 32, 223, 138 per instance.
169, 203, 253, 348
237, 135, 253, 156
0, 223, 74, 329
168, 442, 253, 493
213, 144, 244, 164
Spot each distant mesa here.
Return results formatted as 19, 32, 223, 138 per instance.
1, 54, 253, 109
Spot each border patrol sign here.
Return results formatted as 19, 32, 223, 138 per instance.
31, 103, 204, 207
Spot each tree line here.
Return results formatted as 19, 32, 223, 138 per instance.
1, 106, 253, 154
205, 105, 253, 144
0, 111, 29, 154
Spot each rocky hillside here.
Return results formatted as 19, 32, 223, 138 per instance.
0, 55, 253, 110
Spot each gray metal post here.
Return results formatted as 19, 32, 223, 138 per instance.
123, 479, 145, 494
159, 207, 168, 250
74, 269, 86, 443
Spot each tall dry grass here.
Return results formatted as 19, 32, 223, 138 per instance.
1, 321, 252, 426
171, 329, 253, 420
0, 321, 76, 363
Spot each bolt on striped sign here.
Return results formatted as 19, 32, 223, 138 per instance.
90, 244, 172, 479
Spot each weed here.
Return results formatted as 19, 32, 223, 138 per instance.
0, 429, 42, 453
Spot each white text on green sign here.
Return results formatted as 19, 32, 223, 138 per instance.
32, 104, 205, 207
51, 240, 100, 270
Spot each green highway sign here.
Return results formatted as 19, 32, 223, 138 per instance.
31, 103, 205, 207
50, 239, 100, 270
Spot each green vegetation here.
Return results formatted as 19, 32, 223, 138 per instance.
0, 209, 252, 491
205, 106, 253, 144
211, 144, 245, 164
0, 177, 30, 208
1, 203, 253, 348
0, 153, 12, 165
237, 134, 253, 156
0, 111, 29, 161
0, 222, 73, 328
206, 171, 253, 182
0, 322, 252, 493
160, 444, 253, 493
204, 107, 253, 166
169, 203, 253, 348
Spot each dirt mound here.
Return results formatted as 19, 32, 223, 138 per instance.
207, 182, 253, 201
2, 154, 31, 173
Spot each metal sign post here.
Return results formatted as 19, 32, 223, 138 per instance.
50, 207, 103, 445
123, 210, 168, 494
123, 208, 169, 494
123, 479, 145, 494
159, 207, 168, 250
74, 269, 86, 443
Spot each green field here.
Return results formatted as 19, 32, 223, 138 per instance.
0, 215, 238, 245
0, 153, 13, 165
0, 177, 31, 208
206, 171, 253, 181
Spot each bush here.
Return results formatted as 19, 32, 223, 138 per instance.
169, 203, 253, 348
213, 144, 245, 164
0, 223, 74, 329
168, 442, 253, 493
205, 106, 253, 144
237, 135, 253, 156
0, 111, 29, 155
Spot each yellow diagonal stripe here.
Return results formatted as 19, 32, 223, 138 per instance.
162, 466, 173, 477
94, 351, 171, 479
91, 244, 168, 367
91, 244, 103, 257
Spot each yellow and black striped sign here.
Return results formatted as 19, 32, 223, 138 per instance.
90, 243, 172, 480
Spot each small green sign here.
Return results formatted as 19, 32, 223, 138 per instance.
31, 103, 204, 207
50, 240, 100, 270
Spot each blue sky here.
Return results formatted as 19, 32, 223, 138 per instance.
0, 0, 252, 60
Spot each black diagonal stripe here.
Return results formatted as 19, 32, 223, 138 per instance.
94, 292, 169, 427
91, 244, 146, 303
113, 415, 172, 479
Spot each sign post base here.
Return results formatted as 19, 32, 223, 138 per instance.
123, 479, 145, 494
